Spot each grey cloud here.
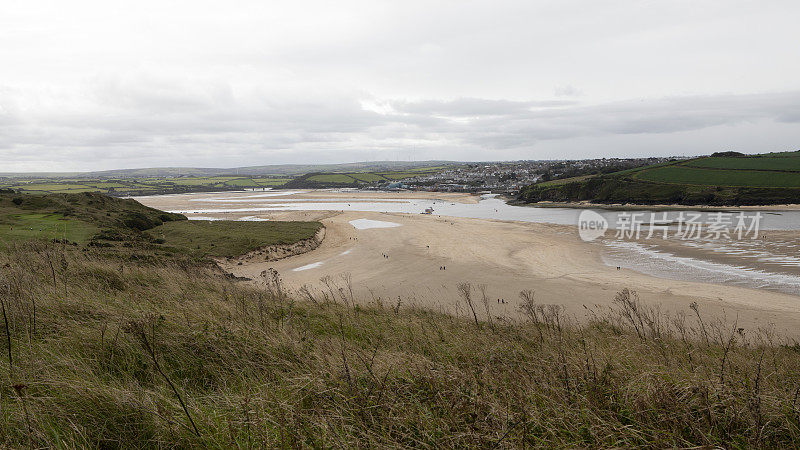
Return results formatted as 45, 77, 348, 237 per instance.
554, 85, 582, 97
1, 82, 799, 170
391, 98, 575, 117
442, 91, 800, 148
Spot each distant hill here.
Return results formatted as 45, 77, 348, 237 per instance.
0, 162, 456, 196
518, 151, 800, 206
0, 160, 458, 179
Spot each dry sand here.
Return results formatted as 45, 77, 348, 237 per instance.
138, 190, 800, 336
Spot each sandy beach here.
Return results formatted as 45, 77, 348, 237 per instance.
138, 190, 800, 336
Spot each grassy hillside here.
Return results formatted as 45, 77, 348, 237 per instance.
0, 191, 322, 260
519, 151, 800, 206
0, 190, 186, 244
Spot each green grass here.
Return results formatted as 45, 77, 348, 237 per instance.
221, 178, 259, 187
520, 152, 800, 206
633, 165, 800, 187
252, 177, 291, 184
167, 177, 232, 186
406, 165, 448, 172
0, 213, 99, 243
378, 172, 419, 180
536, 174, 595, 187
349, 173, 387, 183
306, 173, 358, 183
149, 220, 322, 257
12, 183, 100, 192
0, 191, 186, 246
84, 182, 129, 188
684, 156, 800, 172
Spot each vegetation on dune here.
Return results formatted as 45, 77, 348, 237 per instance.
0, 191, 185, 244
0, 191, 321, 261
519, 151, 800, 206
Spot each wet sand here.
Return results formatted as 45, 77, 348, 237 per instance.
137, 190, 800, 336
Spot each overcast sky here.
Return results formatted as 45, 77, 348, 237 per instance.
2, 0, 799, 172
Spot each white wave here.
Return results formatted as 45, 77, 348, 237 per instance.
602, 240, 800, 295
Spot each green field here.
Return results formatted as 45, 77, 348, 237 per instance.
629, 153, 800, 188
536, 174, 595, 187
306, 173, 360, 183
252, 177, 292, 185
348, 173, 387, 182
305, 171, 434, 184
282, 166, 451, 188
378, 172, 419, 180
683, 155, 800, 172
519, 151, 800, 206
632, 165, 800, 187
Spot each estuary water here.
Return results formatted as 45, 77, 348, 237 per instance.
138, 190, 800, 296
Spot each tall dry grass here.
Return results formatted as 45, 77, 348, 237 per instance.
0, 240, 798, 447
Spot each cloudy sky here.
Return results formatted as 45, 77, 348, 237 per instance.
2, 0, 799, 172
